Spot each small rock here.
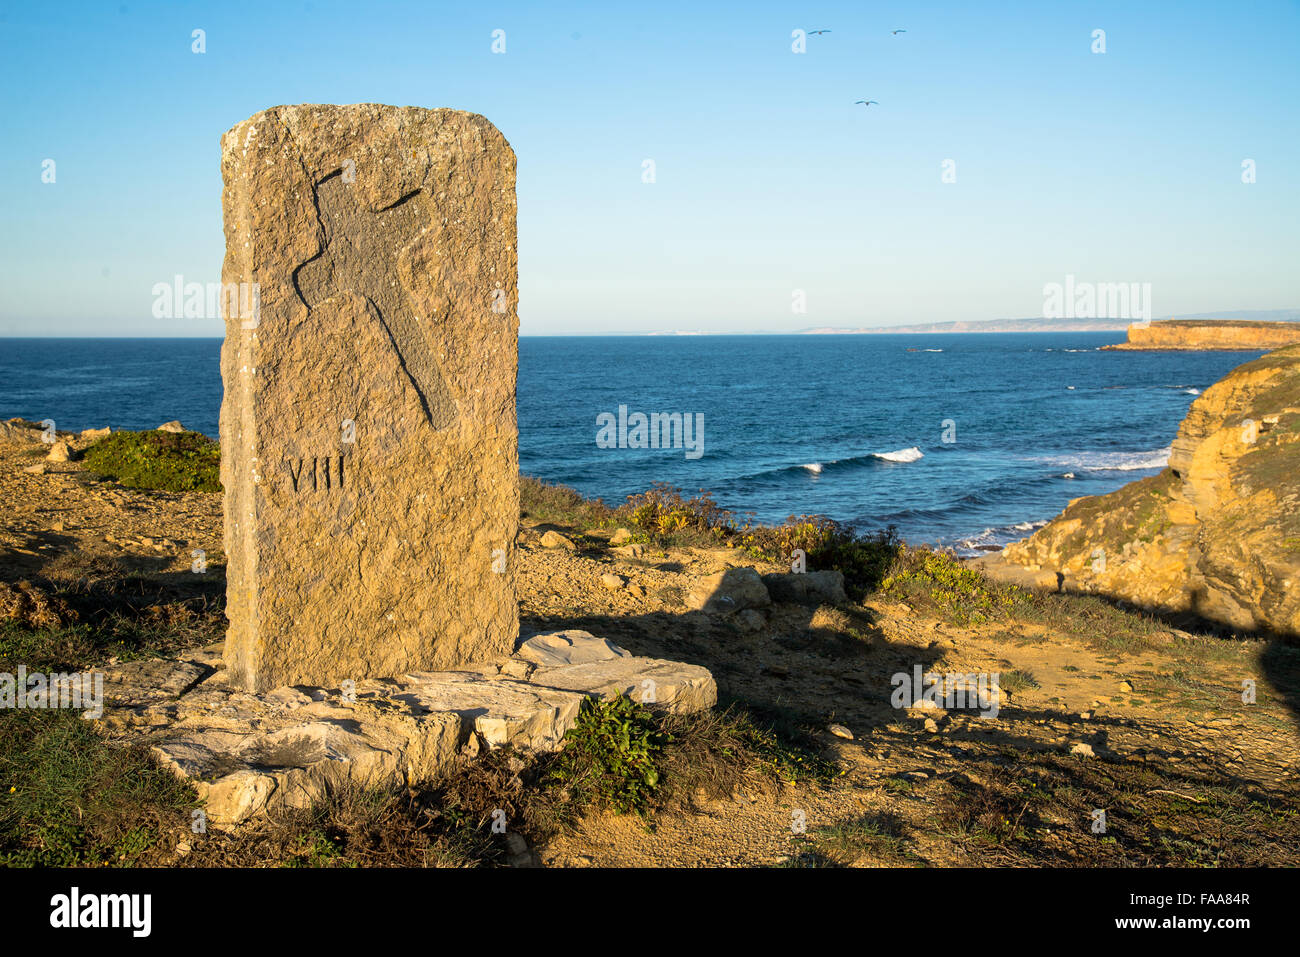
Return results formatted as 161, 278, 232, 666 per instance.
23, 462, 47, 475
45, 440, 71, 462
762, 570, 848, 606
610, 527, 633, 545
600, 573, 625, 591
828, 723, 854, 740
923, 718, 940, 733
157, 421, 186, 433
627, 583, 647, 598
79, 427, 111, 442
175, 841, 192, 856
460, 732, 482, 759
685, 566, 771, 614
735, 608, 767, 632
504, 832, 538, 868
1118, 680, 1134, 693
1070, 742, 1096, 758
540, 530, 576, 550
499, 658, 535, 680
1079, 711, 1092, 720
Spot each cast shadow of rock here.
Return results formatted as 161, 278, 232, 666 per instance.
524, 594, 1073, 765
1051, 581, 1300, 728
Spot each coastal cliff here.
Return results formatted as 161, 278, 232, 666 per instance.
981, 344, 1300, 638
1103, 319, 1300, 351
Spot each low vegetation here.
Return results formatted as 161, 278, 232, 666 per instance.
81, 430, 221, 493
0, 709, 197, 866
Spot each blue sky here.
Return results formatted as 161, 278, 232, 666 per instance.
1, 0, 1297, 336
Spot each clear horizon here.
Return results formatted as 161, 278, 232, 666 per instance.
2, 0, 1297, 337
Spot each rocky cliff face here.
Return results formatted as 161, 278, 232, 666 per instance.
1104, 319, 1300, 351
991, 345, 1300, 639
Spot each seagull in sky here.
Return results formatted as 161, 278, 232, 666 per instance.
892, 29, 907, 35
809, 29, 831, 35
855, 99, 879, 106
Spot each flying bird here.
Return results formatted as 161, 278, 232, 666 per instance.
855, 100, 879, 106
892, 29, 907, 35
809, 29, 831, 35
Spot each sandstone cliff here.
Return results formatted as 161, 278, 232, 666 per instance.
1103, 319, 1300, 351
987, 345, 1300, 639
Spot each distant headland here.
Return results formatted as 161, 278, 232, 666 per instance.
799, 309, 1300, 337
1102, 319, 1300, 351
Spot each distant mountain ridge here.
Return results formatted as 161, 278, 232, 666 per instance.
801, 309, 1300, 335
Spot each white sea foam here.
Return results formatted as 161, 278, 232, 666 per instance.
1044, 446, 1172, 472
1183, 388, 1201, 395
873, 446, 924, 463
953, 519, 1048, 555
802, 462, 823, 474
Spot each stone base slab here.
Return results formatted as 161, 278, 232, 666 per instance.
97, 631, 715, 826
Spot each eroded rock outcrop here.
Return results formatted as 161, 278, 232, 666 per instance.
987, 345, 1300, 638
1103, 319, 1300, 351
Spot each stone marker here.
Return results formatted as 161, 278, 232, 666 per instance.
219, 104, 519, 692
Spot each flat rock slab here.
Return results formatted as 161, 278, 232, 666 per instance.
98, 631, 715, 826
530, 658, 717, 715
515, 629, 633, 669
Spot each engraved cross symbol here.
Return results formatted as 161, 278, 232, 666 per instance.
294, 171, 454, 429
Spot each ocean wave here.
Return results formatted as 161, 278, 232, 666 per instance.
744, 446, 927, 482
950, 519, 1049, 555
872, 446, 924, 463
1042, 446, 1171, 472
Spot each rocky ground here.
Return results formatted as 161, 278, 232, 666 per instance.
1, 430, 1298, 867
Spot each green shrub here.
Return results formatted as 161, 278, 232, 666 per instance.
548, 695, 670, 815
882, 546, 1026, 624
741, 518, 901, 599
619, 483, 733, 542
82, 430, 220, 493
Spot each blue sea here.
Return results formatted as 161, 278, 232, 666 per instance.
0, 334, 1264, 553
